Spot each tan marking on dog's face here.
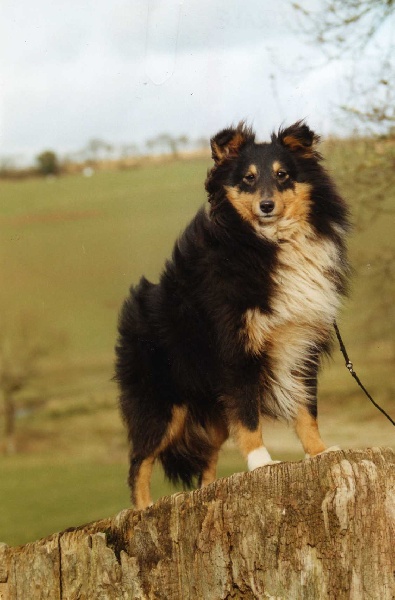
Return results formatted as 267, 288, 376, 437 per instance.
275, 182, 312, 223
241, 164, 258, 186
225, 181, 312, 237
272, 160, 284, 174
246, 164, 258, 177
272, 160, 281, 171
225, 186, 261, 225
294, 406, 326, 455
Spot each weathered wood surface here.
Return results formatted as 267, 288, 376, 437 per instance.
1, 447, 394, 599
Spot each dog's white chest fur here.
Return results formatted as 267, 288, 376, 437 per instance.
273, 234, 340, 327
242, 232, 342, 419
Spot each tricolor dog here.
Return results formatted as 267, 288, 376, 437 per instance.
115, 121, 350, 509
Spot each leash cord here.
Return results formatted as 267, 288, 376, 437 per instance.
333, 321, 395, 427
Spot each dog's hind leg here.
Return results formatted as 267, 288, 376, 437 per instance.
129, 454, 156, 510
129, 404, 189, 510
232, 419, 279, 470
199, 421, 229, 487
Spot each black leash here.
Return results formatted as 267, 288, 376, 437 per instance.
333, 321, 395, 427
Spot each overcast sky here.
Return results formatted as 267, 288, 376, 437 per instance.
0, 0, 378, 164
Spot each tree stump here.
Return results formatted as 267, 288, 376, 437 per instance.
1, 447, 394, 599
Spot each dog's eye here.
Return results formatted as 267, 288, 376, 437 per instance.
243, 173, 256, 184
276, 170, 289, 181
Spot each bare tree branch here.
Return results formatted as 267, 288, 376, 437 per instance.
291, 0, 395, 130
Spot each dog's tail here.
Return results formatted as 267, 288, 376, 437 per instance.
158, 418, 215, 488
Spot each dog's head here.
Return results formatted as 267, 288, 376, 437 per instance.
205, 121, 326, 239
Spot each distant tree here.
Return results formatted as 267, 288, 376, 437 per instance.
0, 156, 17, 177
194, 136, 209, 151
85, 139, 113, 163
145, 138, 156, 154
120, 143, 139, 158
36, 151, 59, 176
146, 133, 190, 157
291, 0, 395, 132
177, 134, 189, 155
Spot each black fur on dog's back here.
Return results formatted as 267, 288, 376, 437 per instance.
115, 120, 350, 505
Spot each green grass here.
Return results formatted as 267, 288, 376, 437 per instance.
0, 160, 208, 360
0, 449, 248, 547
1, 147, 394, 362
0, 140, 394, 547
0, 459, 130, 546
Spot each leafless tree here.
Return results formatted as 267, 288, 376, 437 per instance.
85, 139, 114, 163
0, 315, 65, 455
146, 133, 190, 157
120, 143, 139, 159
291, 0, 395, 132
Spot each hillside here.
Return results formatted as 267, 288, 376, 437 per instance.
0, 138, 394, 545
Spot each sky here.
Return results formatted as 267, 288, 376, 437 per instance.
0, 0, 386, 165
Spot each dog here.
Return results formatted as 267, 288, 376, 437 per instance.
115, 121, 350, 509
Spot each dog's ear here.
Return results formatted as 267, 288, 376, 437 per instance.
277, 121, 321, 159
210, 122, 255, 164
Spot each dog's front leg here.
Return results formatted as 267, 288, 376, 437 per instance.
294, 405, 327, 457
232, 419, 280, 470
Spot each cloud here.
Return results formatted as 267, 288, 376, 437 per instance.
0, 0, 357, 161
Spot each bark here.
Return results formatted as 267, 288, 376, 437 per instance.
1, 447, 394, 599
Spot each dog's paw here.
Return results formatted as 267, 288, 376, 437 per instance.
322, 445, 341, 454
305, 445, 341, 459
247, 447, 281, 470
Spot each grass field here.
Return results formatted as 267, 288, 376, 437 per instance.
0, 140, 394, 546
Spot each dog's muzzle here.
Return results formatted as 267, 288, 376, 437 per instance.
259, 199, 275, 215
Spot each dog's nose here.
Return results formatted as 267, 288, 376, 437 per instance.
259, 199, 275, 214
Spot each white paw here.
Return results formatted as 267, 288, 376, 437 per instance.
305, 445, 341, 459
247, 447, 281, 470
322, 445, 341, 454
